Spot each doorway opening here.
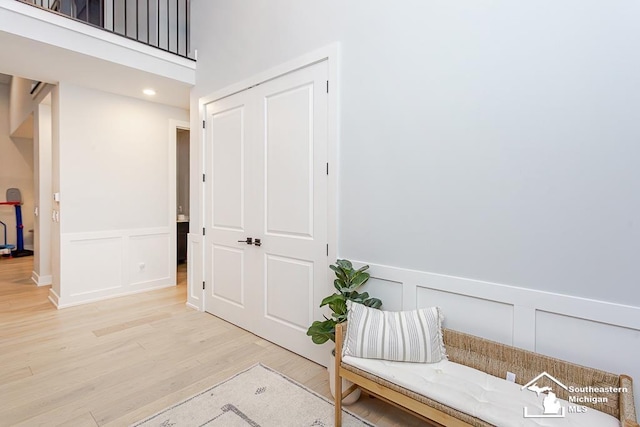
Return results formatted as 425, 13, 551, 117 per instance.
176, 127, 189, 289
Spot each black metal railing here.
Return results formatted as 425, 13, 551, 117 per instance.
19, 0, 193, 59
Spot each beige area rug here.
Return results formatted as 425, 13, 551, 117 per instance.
131, 363, 375, 427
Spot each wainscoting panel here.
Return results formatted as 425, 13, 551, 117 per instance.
61, 233, 124, 300
57, 228, 172, 308
417, 287, 514, 345
361, 277, 403, 311
128, 231, 171, 288
353, 259, 640, 410
535, 311, 640, 384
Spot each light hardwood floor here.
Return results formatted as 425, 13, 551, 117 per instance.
0, 257, 430, 427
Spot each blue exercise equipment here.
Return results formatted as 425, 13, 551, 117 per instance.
0, 220, 16, 255
0, 188, 33, 258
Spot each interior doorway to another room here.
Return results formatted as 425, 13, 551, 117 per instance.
0, 76, 43, 279
176, 128, 190, 290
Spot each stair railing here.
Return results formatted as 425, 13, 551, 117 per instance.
17, 0, 193, 59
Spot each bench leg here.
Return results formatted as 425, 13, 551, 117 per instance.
335, 365, 342, 426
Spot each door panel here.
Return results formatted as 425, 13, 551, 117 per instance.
211, 245, 244, 307
211, 106, 245, 231
265, 84, 314, 238
204, 92, 257, 330
265, 255, 313, 330
253, 61, 328, 362
204, 61, 328, 364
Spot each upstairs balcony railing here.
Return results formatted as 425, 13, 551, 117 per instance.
19, 0, 193, 59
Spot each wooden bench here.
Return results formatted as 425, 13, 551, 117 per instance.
334, 322, 638, 427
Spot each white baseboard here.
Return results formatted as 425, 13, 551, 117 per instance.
31, 271, 52, 286
185, 301, 201, 311
48, 288, 60, 308
54, 283, 175, 309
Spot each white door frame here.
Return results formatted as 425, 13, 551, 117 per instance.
193, 43, 340, 311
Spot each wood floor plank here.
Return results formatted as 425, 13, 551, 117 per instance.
0, 366, 32, 385
1, 257, 432, 427
92, 311, 174, 337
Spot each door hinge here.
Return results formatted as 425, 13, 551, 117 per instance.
202, 120, 205, 129
326, 244, 329, 256
202, 281, 205, 290
326, 163, 329, 175
202, 173, 206, 182
203, 227, 206, 235
326, 80, 329, 93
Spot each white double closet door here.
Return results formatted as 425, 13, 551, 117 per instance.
204, 61, 329, 364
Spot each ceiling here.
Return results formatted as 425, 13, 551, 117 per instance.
0, 31, 193, 109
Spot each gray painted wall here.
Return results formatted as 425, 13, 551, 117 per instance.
190, 0, 640, 306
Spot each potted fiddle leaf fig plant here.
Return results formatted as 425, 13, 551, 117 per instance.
306, 259, 383, 403
307, 259, 382, 345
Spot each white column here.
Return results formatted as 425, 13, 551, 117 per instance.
48, 86, 61, 306
32, 100, 53, 286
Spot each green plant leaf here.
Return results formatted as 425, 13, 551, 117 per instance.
349, 271, 370, 289
308, 259, 383, 346
336, 259, 352, 270
358, 291, 370, 300
330, 265, 348, 282
306, 319, 336, 344
320, 293, 344, 307
327, 299, 347, 316
363, 298, 383, 309
355, 264, 370, 274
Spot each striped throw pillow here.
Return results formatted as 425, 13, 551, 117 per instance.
342, 301, 447, 363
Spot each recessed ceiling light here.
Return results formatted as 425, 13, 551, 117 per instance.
143, 88, 156, 96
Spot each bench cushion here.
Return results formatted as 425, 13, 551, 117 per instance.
342, 355, 620, 427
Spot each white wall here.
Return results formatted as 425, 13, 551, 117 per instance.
0, 82, 34, 250
9, 76, 35, 136
190, 0, 640, 412
49, 83, 188, 307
